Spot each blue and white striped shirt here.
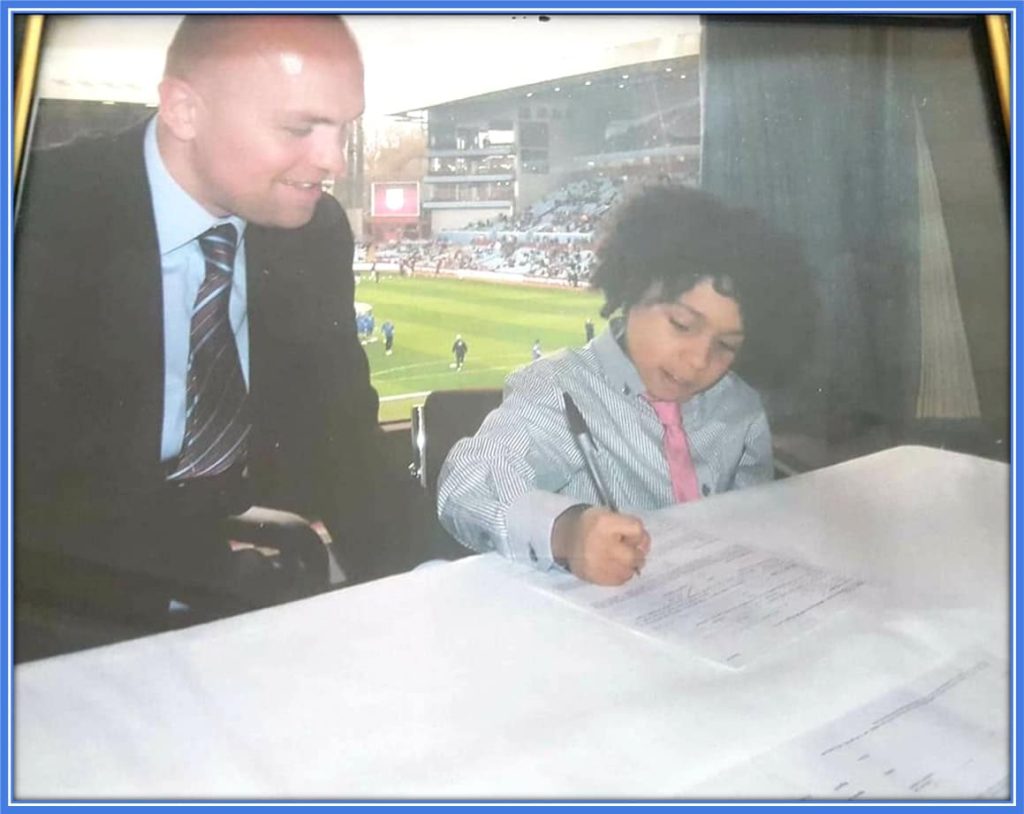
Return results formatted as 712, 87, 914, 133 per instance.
436, 319, 773, 571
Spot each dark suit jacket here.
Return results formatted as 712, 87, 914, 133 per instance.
15, 119, 389, 617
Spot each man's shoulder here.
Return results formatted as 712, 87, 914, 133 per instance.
18, 122, 148, 235
295, 194, 351, 239
25, 121, 145, 188
249, 193, 352, 256
309, 192, 348, 226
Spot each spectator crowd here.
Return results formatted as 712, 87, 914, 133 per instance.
360, 175, 632, 285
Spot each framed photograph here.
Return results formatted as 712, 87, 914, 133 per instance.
6, 9, 1015, 803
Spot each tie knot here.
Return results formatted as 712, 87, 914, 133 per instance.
647, 398, 683, 429
198, 223, 238, 272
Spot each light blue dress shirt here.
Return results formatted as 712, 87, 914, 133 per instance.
437, 318, 773, 571
143, 118, 250, 462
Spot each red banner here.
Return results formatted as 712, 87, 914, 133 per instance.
371, 182, 421, 218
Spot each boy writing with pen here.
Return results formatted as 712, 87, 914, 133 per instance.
436, 185, 813, 586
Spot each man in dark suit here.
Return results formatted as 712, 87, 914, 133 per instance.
14, 16, 392, 659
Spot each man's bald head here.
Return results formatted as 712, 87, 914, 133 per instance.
164, 15, 360, 83
157, 14, 364, 228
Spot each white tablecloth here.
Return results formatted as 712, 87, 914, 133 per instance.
14, 445, 1010, 799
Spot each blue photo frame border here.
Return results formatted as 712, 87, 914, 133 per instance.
0, 4, 1018, 811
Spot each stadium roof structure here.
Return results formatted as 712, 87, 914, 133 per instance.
392, 52, 701, 118
35, 15, 701, 115
370, 15, 701, 117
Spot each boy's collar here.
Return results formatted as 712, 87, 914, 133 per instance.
592, 316, 648, 398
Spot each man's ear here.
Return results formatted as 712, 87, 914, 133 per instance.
157, 76, 200, 141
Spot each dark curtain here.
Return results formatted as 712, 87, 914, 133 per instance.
909, 20, 1010, 447
701, 16, 1008, 463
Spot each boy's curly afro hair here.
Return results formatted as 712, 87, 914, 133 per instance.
590, 183, 817, 388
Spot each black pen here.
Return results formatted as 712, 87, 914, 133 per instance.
564, 393, 642, 576
563, 392, 619, 513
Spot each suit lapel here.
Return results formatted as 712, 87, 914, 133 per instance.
243, 225, 277, 445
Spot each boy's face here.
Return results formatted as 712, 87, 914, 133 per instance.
624, 278, 744, 403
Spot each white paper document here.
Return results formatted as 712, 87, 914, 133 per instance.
534, 519, 868, 667
687, 655, 1009, 799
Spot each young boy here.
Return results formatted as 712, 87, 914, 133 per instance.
436, 184, 812, 586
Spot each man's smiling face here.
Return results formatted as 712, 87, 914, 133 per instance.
160, 17, 365, 228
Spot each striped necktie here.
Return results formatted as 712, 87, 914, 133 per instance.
168, 223, 250, 480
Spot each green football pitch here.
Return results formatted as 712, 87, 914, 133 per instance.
355, 275, 603, 422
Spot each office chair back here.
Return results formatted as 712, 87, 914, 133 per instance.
412, 388, 502, 501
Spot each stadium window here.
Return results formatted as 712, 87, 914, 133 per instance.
16, 14, 1010, 476
431, 120, 456, 150
520, 121, 549, 149
488, 122, 515, 146
414, 16, 1006, 476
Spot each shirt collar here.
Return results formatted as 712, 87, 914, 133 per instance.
144, 116, 246, 257
592, 316, 647, 398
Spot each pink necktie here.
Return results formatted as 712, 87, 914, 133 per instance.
646, 398, 701, 503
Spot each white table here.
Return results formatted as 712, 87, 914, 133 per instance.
14, 446, 1011, 799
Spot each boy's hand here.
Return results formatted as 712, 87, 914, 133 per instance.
551, 506, 651, 586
